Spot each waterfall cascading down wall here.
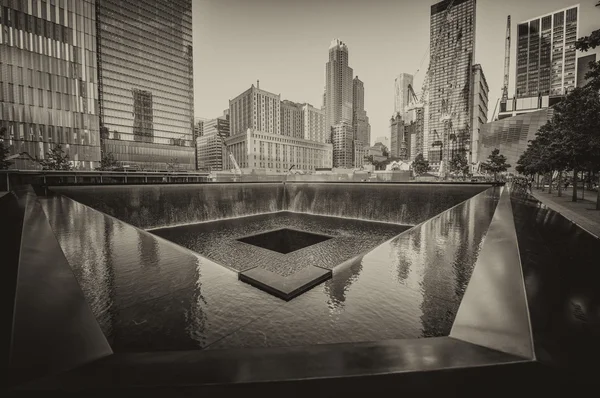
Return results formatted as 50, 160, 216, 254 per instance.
283, 183, 491, 225
50, 183, 286, 230
50, 183, 493, 229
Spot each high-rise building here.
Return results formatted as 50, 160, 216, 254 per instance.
280, 100, 304, 138
96, 0, 194, 171
428, 0, 476, 169
394, 73, 414, 117
470, 64, 489, 163
331, 122, 353, 168
352, 77, 370, 147
390, 113, 410, 160
197, 115, 229, 171
353, 140, 369, 168
229, 83, 280, 136
302, 103, 327, 143
577, 54, 597, 88
515, 5, 579, 99
325, 39, 353, 132
1, 0, 101, 169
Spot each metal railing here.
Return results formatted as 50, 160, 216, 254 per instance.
0, 170, 212, 192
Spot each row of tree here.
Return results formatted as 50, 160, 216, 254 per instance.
516, 23, 600, 208
405, 148, 510, 180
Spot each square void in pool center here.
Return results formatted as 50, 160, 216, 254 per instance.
237, 228, 333, 254
150, 212, 411, 300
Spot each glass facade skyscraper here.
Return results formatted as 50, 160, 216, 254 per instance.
1, 0, 101, 170
96, 0, 194, 170
515, 5, 579, 98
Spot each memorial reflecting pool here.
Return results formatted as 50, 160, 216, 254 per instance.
41, 183, 500, 352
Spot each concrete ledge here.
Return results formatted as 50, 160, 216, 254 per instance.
239, 266, 331, 301
17, 336, 528, 392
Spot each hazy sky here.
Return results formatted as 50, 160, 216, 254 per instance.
193, 0, 600, 144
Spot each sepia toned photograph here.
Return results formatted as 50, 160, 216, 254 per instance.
2, 0, 600, 396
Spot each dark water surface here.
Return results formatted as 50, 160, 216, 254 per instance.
40, 186, 500, 352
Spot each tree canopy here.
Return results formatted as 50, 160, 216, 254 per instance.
449, 149, 469, 179
0, 127, 12, 170
97, 151, 118, 170
412, 153, 431, 176
40, 144, 73, 170
481, 148, 510, 180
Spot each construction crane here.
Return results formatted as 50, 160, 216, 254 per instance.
406, 0, 458, 169
217, 132, 242, 178
500, 16, 511, 113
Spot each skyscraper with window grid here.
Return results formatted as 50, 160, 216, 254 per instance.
515, 5, 579, 99
96, 0, 195, 170
0, 0, 101, 169
427, 0, 476, 169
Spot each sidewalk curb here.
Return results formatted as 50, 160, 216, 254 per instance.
531, 191, 600, 240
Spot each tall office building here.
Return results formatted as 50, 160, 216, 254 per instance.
390, 113, 409, 160
325, 39, 353, 133
394, 73, 414, 117
280, 100, 303, 138
96, 0, 194, 170
197, 115, 229, 171
302, 103, 326, 143
470, 64, 489, 163
229, 83, 280, 136
428, 0, 476, 169
0, 0, 101, 169
331, 122, 353, 168
352, 76, 370, 147
516, 5, 579, 98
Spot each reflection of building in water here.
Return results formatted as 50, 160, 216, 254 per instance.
324, 258, 363, 313
137, 228, 160, 268
187, 257, 209, 347
41, 197, 115, 340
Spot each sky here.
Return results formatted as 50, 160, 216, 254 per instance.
192, 0, 600, 145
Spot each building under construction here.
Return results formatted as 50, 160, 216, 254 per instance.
427, 0, 477, 173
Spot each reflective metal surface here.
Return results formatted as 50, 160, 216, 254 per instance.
451, 187, 534, 359
10, 189, 111, 387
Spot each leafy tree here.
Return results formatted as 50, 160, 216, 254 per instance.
481, 148, 510, 181
40, 144, 73, 170
0, 127, 12, 170
552, 87, 600, 203
575, 7, 600, 91
412, 153, 431, 176
166, 157, 180, 172
97, 151, 118, 170
0, 142, 12, 170
449, 149, 470, 179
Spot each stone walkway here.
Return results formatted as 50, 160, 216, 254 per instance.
531, 187, 600, 239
